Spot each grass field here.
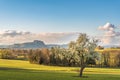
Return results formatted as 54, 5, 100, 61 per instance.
96, 48, 120, 52
0, 59, 120, 80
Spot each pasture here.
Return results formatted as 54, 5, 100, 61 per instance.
0, 59, 120, 80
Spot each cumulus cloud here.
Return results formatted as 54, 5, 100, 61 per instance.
98, 22, 115, 31
98, 22, 120, 45
0, 30, 79, 45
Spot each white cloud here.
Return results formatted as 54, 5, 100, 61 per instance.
98, 22, 120, 46
98, 22, 115, 31
101, 37, 111, 45
104, 30, 116, 37
0, 30, 80, 45
0, 30, 31, 37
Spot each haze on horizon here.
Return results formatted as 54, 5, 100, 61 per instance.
0, 0, 120, 46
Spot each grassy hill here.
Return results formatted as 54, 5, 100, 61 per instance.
0, 59, 120, 80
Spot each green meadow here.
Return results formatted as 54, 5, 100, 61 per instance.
0, 59, 120, 80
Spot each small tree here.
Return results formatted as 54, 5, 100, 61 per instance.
0, 49, 16, 59
27, 49, 41, 64
69, 33, 100, 77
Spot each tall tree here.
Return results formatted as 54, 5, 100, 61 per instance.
69, 33, 100, 77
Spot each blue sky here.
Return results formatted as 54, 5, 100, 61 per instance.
0, 0, 120, 45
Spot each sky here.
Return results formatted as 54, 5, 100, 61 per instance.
0, 0, 120, 45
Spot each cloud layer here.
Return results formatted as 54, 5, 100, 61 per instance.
0, 30, 79, 45
98, 22, 120, 45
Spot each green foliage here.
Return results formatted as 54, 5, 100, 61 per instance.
50, 47, 79, 66
86, 58, 96, 65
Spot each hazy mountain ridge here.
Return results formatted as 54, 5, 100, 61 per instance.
0, 40, 68, 49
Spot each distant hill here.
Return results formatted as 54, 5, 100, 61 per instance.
1, 40, 120, 49
0, 40, 68, 49
9, 40, 47, 49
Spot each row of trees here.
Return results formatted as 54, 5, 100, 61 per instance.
0, 49, 16, 59
0, 49, 27, 60
99, 50, 120, 67
0, 47, 99, 67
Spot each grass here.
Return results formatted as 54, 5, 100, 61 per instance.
0, 59, 78, 72
0, 59, 120, 80
95, 48, 120, 52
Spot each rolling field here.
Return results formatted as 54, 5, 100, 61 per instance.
0, 59, 120, 80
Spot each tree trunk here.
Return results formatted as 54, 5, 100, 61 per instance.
79, 65, 85, 77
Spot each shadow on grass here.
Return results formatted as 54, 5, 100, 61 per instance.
0, 67, 29, 71
73, 75, 89, 78
0, 67, 66, 73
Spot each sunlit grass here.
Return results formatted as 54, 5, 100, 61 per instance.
0, 59, 78, 72
95, 48, 120, 52
0, 59, 120, 80
0, 59, 120, 74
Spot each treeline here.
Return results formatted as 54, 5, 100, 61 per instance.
0, 49, 27, 60
0, 48, 120, 67
98, 50, 120, 67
